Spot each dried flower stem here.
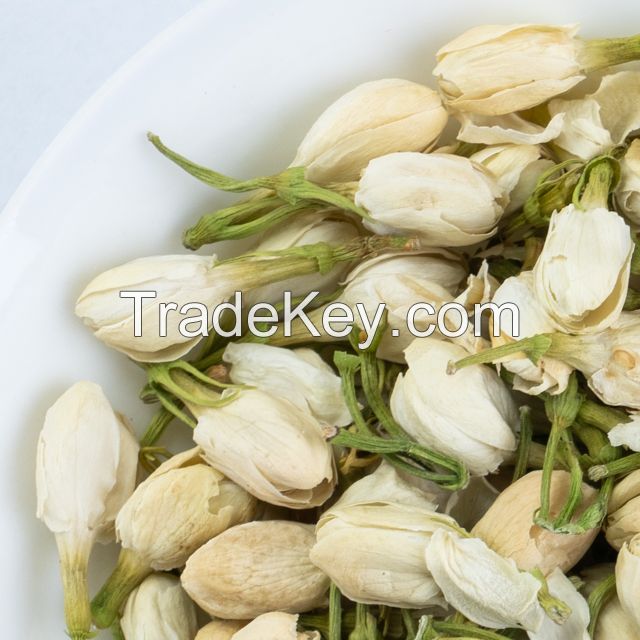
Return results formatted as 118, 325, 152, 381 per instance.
578, 400, 630, 433
586, 574, 616, 637
56, 532, 95, 640
512, 407, 533, 482
531, 568, 572, 625
328, 583, 342, 640
91, 548, 151, 629
589, 452, 640, 481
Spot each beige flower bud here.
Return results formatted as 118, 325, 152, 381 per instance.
527, 568, 590, 640
232, 613, 319, 640
606, 469, 640, 550
75, 244, 362, 362
472, 471, 598, 574
582, 565, 640, 639
91, 448, 256, 629
617, 138, 640, 224
292, 78, 447, 183
223, 343, 351, 427
549, 71, 640, 161
339, 250, 467, 362
182, 521, 329, 619
356, 152, 506, 247
193, 389, 336, 508
390, 338, 517, 475
35, 381, 139, 640
117, 448, 256, 570
121, 573, 198, 640
195, 620, 245, 640
243, 210, 360, 306
469, 144, 553, 215
310, 463, 459, 608
615, 533, 640, 631
533, 204, 633, 334
425, 529, 543, 631
433, 24, 584, 115
36, 381, 139, 541
491, 272, 572, 396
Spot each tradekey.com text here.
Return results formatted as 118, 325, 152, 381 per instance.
120, 290, 521, 350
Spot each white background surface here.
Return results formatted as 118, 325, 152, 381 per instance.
0, 0, 201, 208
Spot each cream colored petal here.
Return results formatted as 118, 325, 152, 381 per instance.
425, 529, 543, 631
459, 113, 564, 145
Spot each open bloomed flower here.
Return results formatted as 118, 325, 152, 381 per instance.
527, 568, 590, 640
292, 78, 448, 183
390, 338, 518, 475
339, 249, 468, 362
243, 210, 360, 306
549, 71, 640, 160
491, 272, 573, 395
355, 152, 506, 247
192, 389, 336, 509
120, 573, 198, 640
424, 529, 544, 631
469, 144, 554, 214
181, 521, 329, 619
222, 343, 351, 427
232, 613, 320, 640
551, 312, 640, 409
36, 381, 139, 640
433, 24, 584, 115
617, 139, 640, 224
615, 533, 640, 632
606, 469, 640, 550
472, 471, 598, 575
532, 204, 633, 334
310, 463, 458, 608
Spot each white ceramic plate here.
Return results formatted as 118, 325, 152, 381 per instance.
2, 0, 639, 636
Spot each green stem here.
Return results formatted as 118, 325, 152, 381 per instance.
148, 133, 369, 217
91, 548, 151, 629
513, 407, 532, 482
348, 603, 381, 640
447, 335, 553, 372
589, 452, 640, 481
328, 583, 342, 640
431, 622, 514, 640
580, 33, 640, 72
139, 408, 175, 448
552, 430, 583, 528
401, 610, 417, 639
536, 376, 583, 528
587, 574, 616, 637
532, 569, 572, 625
56, 532, 95, 640
182, 195, 283, 249
577, 400, 629, 433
